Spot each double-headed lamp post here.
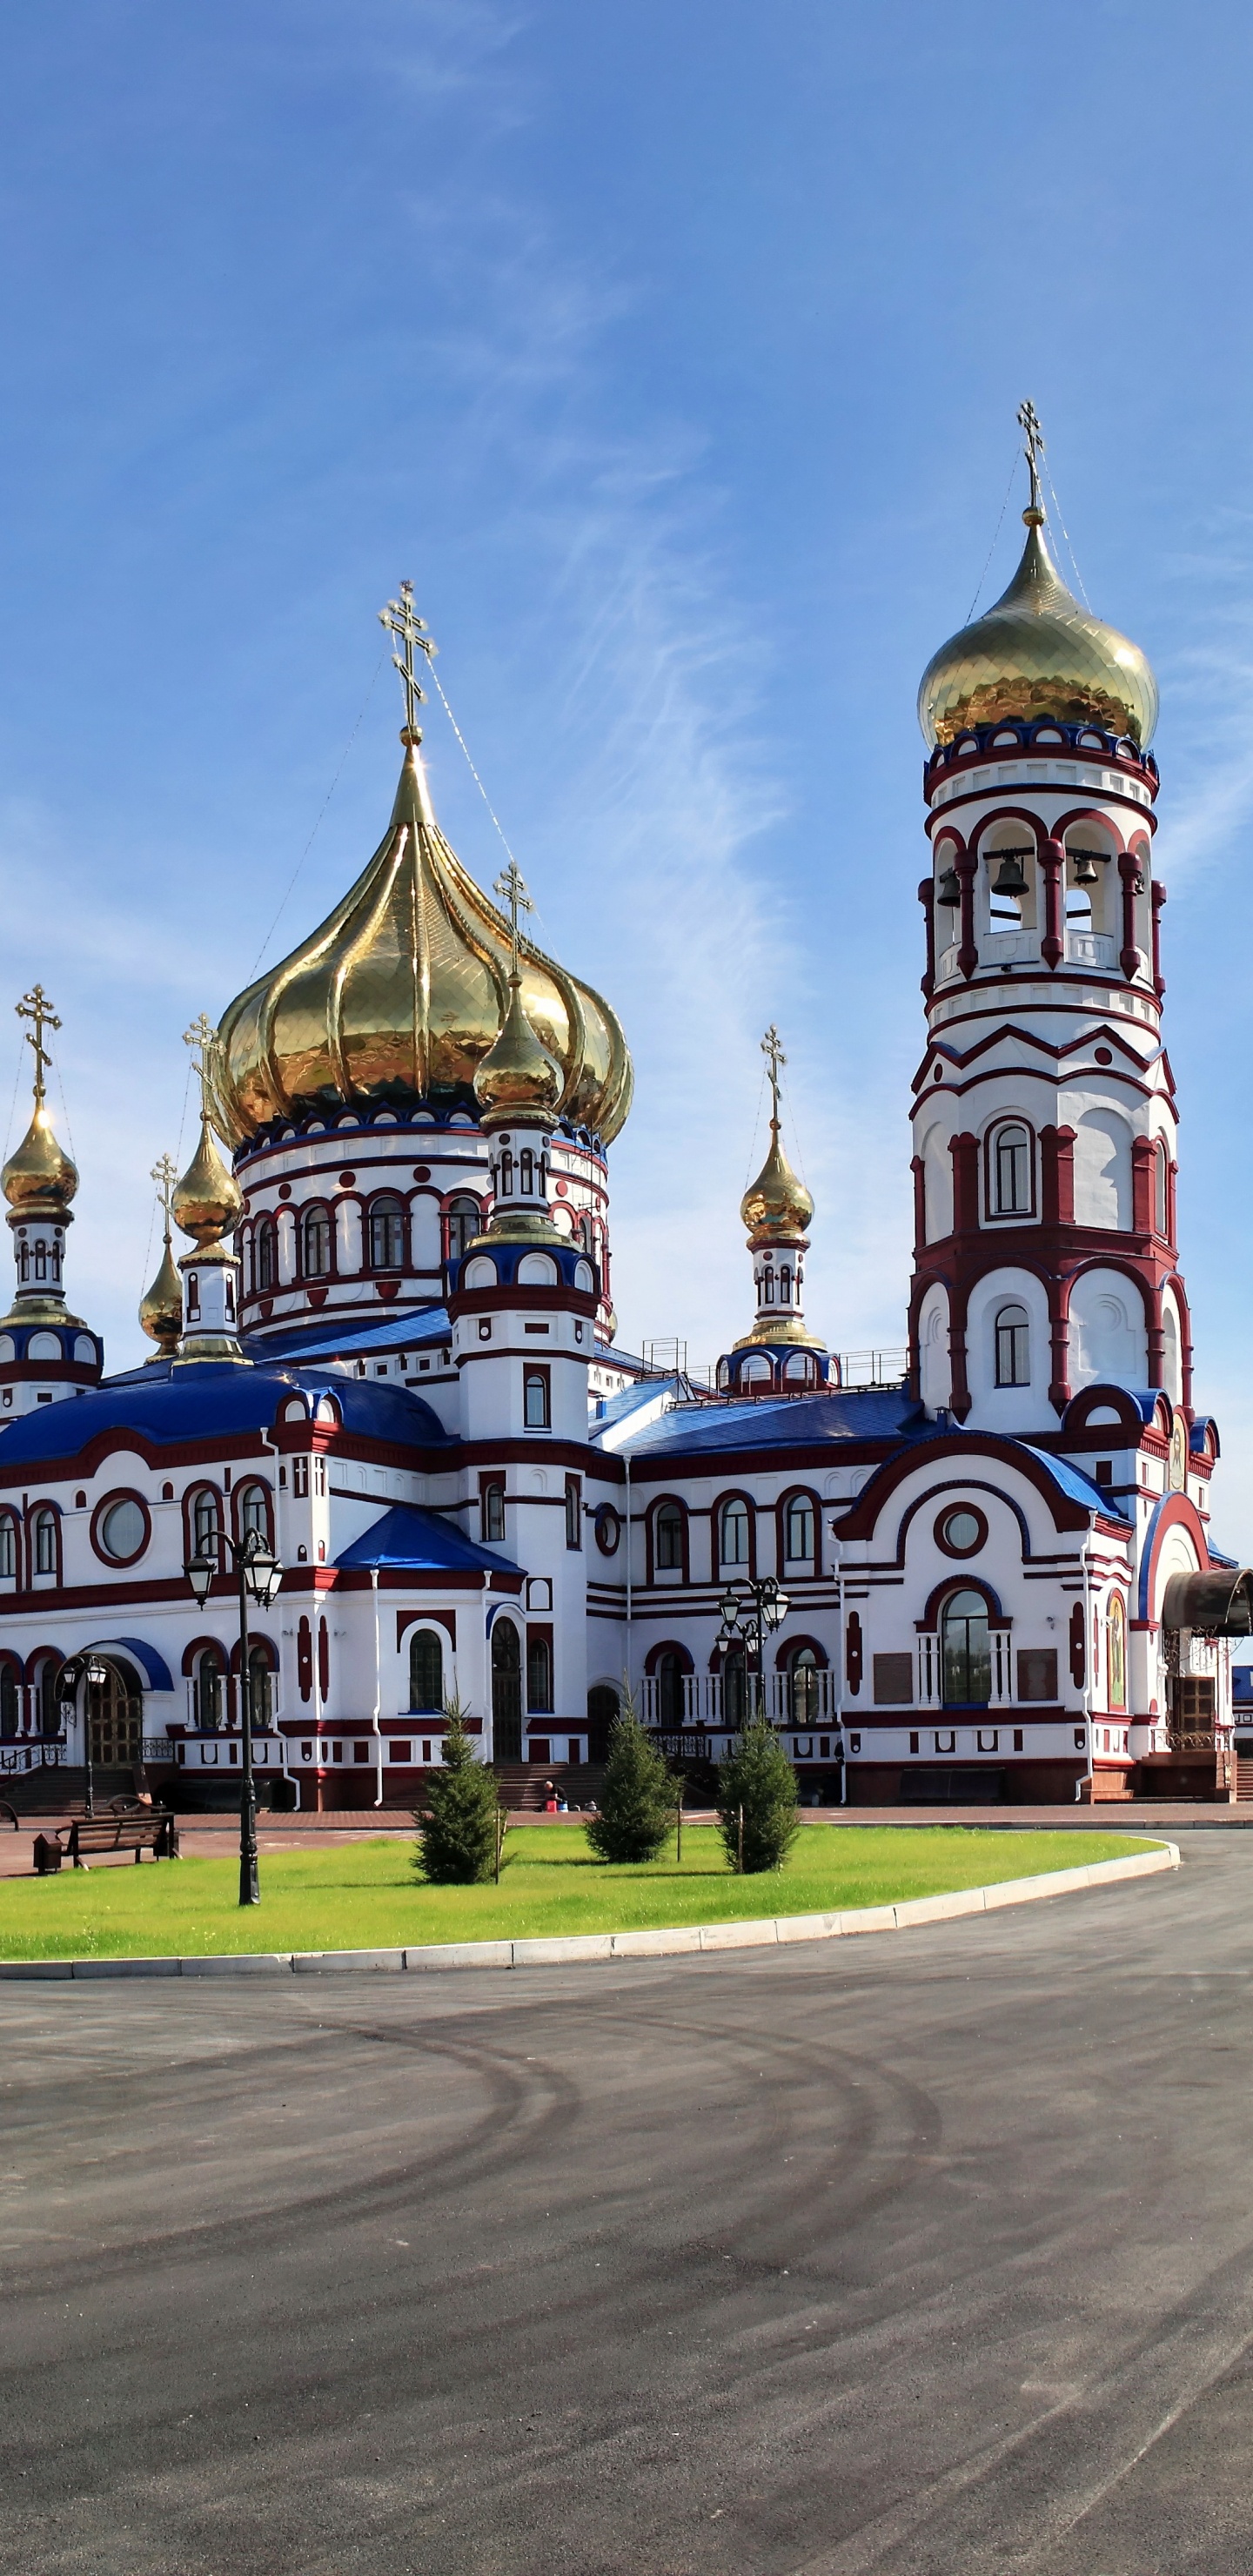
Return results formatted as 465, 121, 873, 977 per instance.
716, 1575, 790, 1726
184, 1527, 284, 1908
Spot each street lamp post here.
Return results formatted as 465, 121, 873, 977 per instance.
716, 1576, 790, 1727
185, 1526, 285, 1908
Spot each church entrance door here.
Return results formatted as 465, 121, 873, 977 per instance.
492, 1621, 522, 1761
87, 1658, 144, 1770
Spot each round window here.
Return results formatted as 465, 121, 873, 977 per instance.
99, 1498, 146, 1562
594, 1504, 621, 1557
939, 1507, 982, 1555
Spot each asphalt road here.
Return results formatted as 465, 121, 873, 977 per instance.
3, 1835, 1252, 2574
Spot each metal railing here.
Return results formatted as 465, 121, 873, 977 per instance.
0, 1740, 69, 1774
641, 1669, 839, 1729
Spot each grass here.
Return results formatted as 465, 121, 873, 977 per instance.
0, 1823, 1162, 1961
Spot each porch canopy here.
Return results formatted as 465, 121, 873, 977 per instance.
1161, 1570, 1253, 1636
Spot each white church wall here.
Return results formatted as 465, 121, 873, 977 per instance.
1071, 1106, 1134, 1231
918, 1283, 952, 1413
920, 1118, 953, 1243
1069, 1267, 1149, 1393
963, 1265, 1056, 1434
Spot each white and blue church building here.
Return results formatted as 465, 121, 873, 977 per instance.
0, 446, 1248, 1811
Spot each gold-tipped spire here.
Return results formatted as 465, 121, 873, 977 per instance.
140, 1154, 182, 1360
209, 592, 632, 1145
739, 1027, 814, 1247
473, 861, 562, 1129
2, 986, 78, 1218
917, 404, 1158, 751
173, 1021, 244, 1247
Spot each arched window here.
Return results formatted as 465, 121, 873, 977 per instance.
784, 1494, 814, 1564
1107, 1593, 1127, 1711
519, 1149, 535, 1197
410, 1628, 444, 1712
654, 1501, 684, 1571
523, 1370, 550, 1430
789, 1644, 820, 1725
196, 1647, 225, 1733
246, 1648, 273, 1729
0, 1664, 17, 1740
779, 1265, 792, 1304
761, 1268, 775, 1305
656, 1649, 685, 1727
0, 1518, 15, 1582
720, 1498, 750, 1566
255, 1219, 276, 1293
941, 1590, 992, 1707
721, 1644, 749, 1727
368, 1195, 405, 1271
445, 1196, 480, 1265
32, 1509, 57, 1577
526, 1634, 553, 1712
499, 1149, 514, 1199
995, 1303, 1030, 1388
192, 1489, 220, 1559
1155, 1141, 1169, 1238
492, 1620, 522, 1761
481, 1481, 506, 1544
302, 1205, 332, 1279
994, 1124, 1031, 1216
238, 1485, 269, 1548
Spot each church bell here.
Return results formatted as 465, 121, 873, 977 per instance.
990, 849, 1029, 896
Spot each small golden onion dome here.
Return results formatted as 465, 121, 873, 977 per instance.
2, 1104, 78, 1218
473, 973, 562, 1130
211, 741, 633, 1144
172, 1113, 244, 1249
917, 509, 1159, 751
740, 1122, 814, 1249
138, 1237, 183, 1358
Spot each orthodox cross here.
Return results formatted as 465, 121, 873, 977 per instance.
184, 1014, 218, 1104
151, 1152, 178, 1241
494, 860, 534, 976
761, 1023, 786, 1128
379, 580, 436, 738
16, 985, 60, 1110
1017, 399, 1045, 512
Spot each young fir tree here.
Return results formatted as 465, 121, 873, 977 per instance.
417, 1697, 502, 1885
718, 1717, 800, 1874
586, 1692, 675, 1864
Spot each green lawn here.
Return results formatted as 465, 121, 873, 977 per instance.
0, 1823, 1161, 1961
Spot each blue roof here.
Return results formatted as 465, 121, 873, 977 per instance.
617, 1386, 927, 1459
1020, 1446, 1133, 1527
95, 1636, 176, 1693
589, 1376, 683, 1437
334, 1505, 521, 1576
0, 1358, 451, 1464
248, 1307, 452, 1363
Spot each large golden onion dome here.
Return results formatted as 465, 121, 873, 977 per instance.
2, 1104, 77, 1218
211, 739, 633, 1146
740, 1121, 814, 1249
917, 506, 1158, 752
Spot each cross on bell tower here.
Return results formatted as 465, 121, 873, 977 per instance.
17, 984, 61, 1111
493, 860, 534, 976
1016, 398, 1046, 515
379, 581, 436, 743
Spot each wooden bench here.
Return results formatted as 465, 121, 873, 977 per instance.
34, 1811, 179, 1874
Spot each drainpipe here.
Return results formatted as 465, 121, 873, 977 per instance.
828, 1518, 847, 1806
370, 1566, 383, 1808
624, 1450, 633, 1706
1079, 1544, 1094, 1801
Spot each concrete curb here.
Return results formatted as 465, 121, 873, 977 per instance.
0, 1841, 1179, 1980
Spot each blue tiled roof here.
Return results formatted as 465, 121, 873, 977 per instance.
335, 1505, 521, 1575
588, 1376, 683, 1438
617, 1386, 927, 1459
246, 1306, 452, 1362
0, 1359, 451, 1464
1020, 1446, 1133, 1527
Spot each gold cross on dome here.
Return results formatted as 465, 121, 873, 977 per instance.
379, 580, 436, 739
1017, 399, 1046, 513
183, 1014, 218, 1103
16, 984, 61, 1109
761, 1023, 786, 1124
493, 860, 534, 975
151, 1152, 178, 1235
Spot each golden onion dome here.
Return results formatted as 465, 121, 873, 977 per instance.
211, 741, 633, 1146
740, 1121, 814, 1248
172, 1111, 244, 1249
473, 972, 562, 1128
138, 1234, 183, 1358
917, 508, 1158, 752
2, 1104, 78, 1217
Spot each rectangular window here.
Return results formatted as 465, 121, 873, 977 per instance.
565, 1477, 582, 1550
526, 1633, 553, 1712
1016, 1648, 1058, 1702
523, 1366, 551, 1430
481, 1481, 506, 1544
995, 1308, 1030, 1386
873, 1652, 914, 1706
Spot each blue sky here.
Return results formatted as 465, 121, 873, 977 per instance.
4, 2, 1253, 1535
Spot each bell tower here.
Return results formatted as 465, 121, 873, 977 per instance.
908, 406, 1184, 1434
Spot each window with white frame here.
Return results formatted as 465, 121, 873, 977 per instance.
993, 1124, 1031, 1217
